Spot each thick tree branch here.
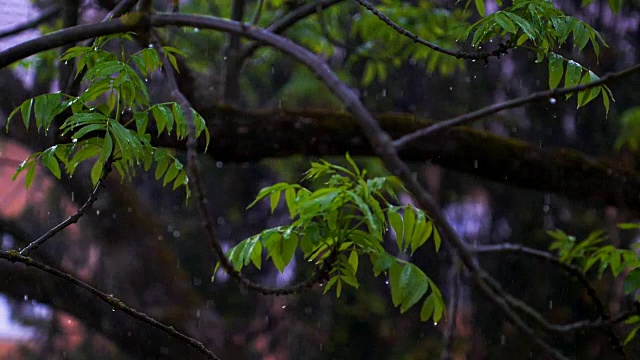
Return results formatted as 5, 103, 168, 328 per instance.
146, 107, 640, 212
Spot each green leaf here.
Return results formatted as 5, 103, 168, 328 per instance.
572, 22, 590, 50
344, 152, 360, 177
433, 227, 442, 252
388, 207, 404, 251
564, 61, 583, 99
20, 98, 33, 130
494, 12, 516, 33
624, 268, 640, 295
389, 262, 403, 307
608, 0, 622, 13
625, 325, 640, 345
41, 147, 61, 179
24, 162, 36, 188
618, 223, 640, 230
577, 71, 601, 108
163, 160, 182, 186
475, 0, 485, 17
372, 253, 395, 276
33, 93, 65, 132
410, 219, 433, 255
284, 187, 297, 218
90, 160, 103, 185
403, 207, 417, 251
270, 189, 281, 213
250, 239, 263, 269
504, 12, 537, 41
154, 150, 170, 180
389, 262, 429, 313
172, 171, 188, 190
151, 105, 172, 135
348, 249, 359, 273
548, 53, 564, 90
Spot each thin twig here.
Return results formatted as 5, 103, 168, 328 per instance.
393, 62, 640, 149
19, 158, 113, 256
0, 250, 220, 360
152, 32, 330, 295
0, 5, 61, 40
353, 0, 510, 62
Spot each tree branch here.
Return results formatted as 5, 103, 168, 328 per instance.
353, 0, 510, 62
0, 250, 220, 360
237, 0, 344, 64
394, 62, 640, 149
19, 158, 113, 255
474, 243, 627, 357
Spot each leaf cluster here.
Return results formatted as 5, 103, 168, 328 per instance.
215, 155, 445, 322
548, 226, 640, 343
6, 35, 209, 198
465, 0, 607, 60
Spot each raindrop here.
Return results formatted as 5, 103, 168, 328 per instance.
474, 160, 478, 169
549, 300, 553, 309
64, 61, 68, 65
72, 138, 78, 143
148, 44, 154, 48
173, 230, 180, 238
281, 305, 286, 309
23, 295, 28, 301
193, 28, 200, 33
433, 322, 438, 326
216, 161, 223, 168
382, 89, 387, 97
96, 210, 100, 216
196, 309, 201, 317
473, 75, 477, 79
472, 59, 476, 62
501, 334, 506, 345
543, 205, 550, 213
71, 192, 75, 202
112, 307, 115, 312
385, 280, 389, 285
449, 86, 453, 91
549, 97, 556, 104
